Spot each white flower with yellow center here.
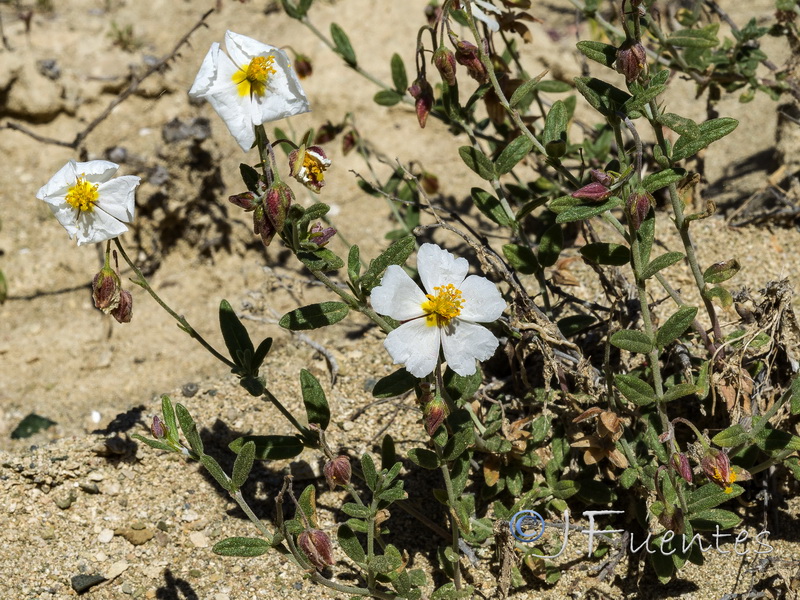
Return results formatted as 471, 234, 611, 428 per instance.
189, 31, 311, 151
371, 243, 506, 378
36, 160, 140, 246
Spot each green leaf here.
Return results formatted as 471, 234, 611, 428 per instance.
536, 80, 572, 93
471, 187, 514, 228
231, 440, 255, 490
361, 453, 378, 491
372, 368, 416, 398
200, 454, 230, 490
360, 236, 416, 292
331, 23, 357, 66
656, 113, 700, 138
579, 242, 631, 266
374, 90, 403, 106
624, 84, 667, 113
615, 374, 657, 406
555, 196, 623, 223
229, 435, 304, 460
791, 376, 800, 415
509, 69, 548, 107
219, 299, 254, 370
381, 435, 397, 470
131, 434, 174, 453
687, 483, 743, 514
495, 135, 533, 175
279, 302, 349, 331
542, 100, 568, 147
443, 370, 482, 403
299, 369, 330, 430
667, 25, 720, 48
338, 524, 366, 563
641, 252, 684, 280
552, 479, 579, 499
297, 248, 344, 271
175, 403, 203, 454
575, 40, 617, 68
458, 146, 496, 180
537, 224, 563, 268
252, 337, 273, 372
298, 484, 319, 527
690, 509, 742, 531
642, 168, 687, 193
574, 77, 632, 118
371, 545, 404, 574
239, 163, 261, 193
610, 329, 654, 354
671, 118, 739, 161
212, 537, 270, 557
656, 306, 698, 348
754, 428, 800, 452
441, 410, 475, 461
637, 212, 655, 265
341, 502, 372, 519
706, 286, 733, 308
431, 582, 475, 599
390, 53, 407, 92
703, 259, 741, 284
347, 245, 361, 285
557, 314, 596, 337
620, 468, 639, 489
503, 243, 539, 274
662, 382, 699, 403
407, 447, 440, 469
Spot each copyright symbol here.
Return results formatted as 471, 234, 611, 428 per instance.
510, 510, 545, 543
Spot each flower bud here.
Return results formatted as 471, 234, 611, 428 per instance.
341, 130, 357, 155
92, 264, 121, 314
228, 191, 257, 211
297, 529, 334, 569
626, 188, 654, 231
423, 395, 448, 436
266, 181, 294, 234
289, 146, 331, 194
293, 54, 313, 79
111, 289, 133, 324
657, 505, 685, 535
701, 449, 736, 494
323, 455, 351, 490
253, 204, 276, 247
571, 181, 612, 202
433, 45, 457, 86
408, 78, 434, 129
420, 171, 440, 195
453, 39, 488, 84
308, 222, 337, 247
151, 415, 168, 440
590, 169, 613, 187
616, 39, 647, 82
671, 452, 692, 484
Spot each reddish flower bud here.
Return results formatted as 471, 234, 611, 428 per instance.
433, 45, 457, 86
590, 169, 613, 187
701, 449, 736, 494
341, 131, 357, 156
420, 171, 440, 195
293, 54, 313, 79
298, 529, 334, 569
92, 264, 121, 314
266, 181, 294, 233
423, 395, 448, 437
626, 188, 654, 231
408, 78, 434, 129
308, 222, 337, 247
151, 415, 168, 440
289, 146, 331, 194
111, 289, 133, 324
571, 181, 612, 202
453, 39, 488, 84
657, 506, 685, 535
228, 191, 257, 211
323, 455, 351, 490
253, 204, 276, 247
671, 452, 692, 484
616, 39, 647, 82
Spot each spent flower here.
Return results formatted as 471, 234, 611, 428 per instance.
289, 145, 331, 193
370, 243, 506, 378
36, 160, 140, 246
189, 31, 310, 151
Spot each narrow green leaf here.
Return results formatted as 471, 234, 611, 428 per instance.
374, 90, 403, 106
443, 370, 482, 403
458, 146, 496, 180
642, 168, 687, 193
161, 395, 178, 443
656, 112, 700, 138
338, 524, 366, 563
279, 302, 349, 331
712, 424, 750, 448
361, 453, 378, 491
407, 447, 440, 469
542, 100, 568, 147
662, 383, 699, 403
300, 369, 330, 430
370, 545, 403, 573
536, 80, 572, 93
754, 428, 800, 452
615, 374, 657, 406
656, 306, 698, 348
706, 286, 733, 308
219, 299, 254, 370
347, 245, 361, 285
610, 329, 654, 354
231, 440, 255, 490
131, 434, 174, 453
555, 196, 623, 223
331, 23, 357, 66
703, 259, 741, 284
342, 502, 372, 519
360, 236, 416, 292
175, 403, 203, 454
471, 187, 514, 228
637, 212, 656, 265
381, 434, 396, 470
557, 314, 596, 337
372, 368, 416, 398
200, 454, 229, 490
625, 84, 667, 113
672, 118, 738, 161
579, 242, 631, 266
509, 69, 548, 107
537, 224, 563, 268
641, 252, 684, 280
574, 77, 632, 118
503, 243, 539, 274
229, 435, 304, 460
213, 537, 270, 557
390, 53, 408, 92
667, 25, 720, 48
495, 135, 533, 175
690, 509, 742, 531
298, 484, 319, 527
575, 41, 617, 68
297, 248, 344, 271
239, 163, 261, 193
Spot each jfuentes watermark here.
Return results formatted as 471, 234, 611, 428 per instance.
509, 510, 773, 559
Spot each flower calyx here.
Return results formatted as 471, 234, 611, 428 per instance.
323, 455, 351, 491
297, 529, 334, 570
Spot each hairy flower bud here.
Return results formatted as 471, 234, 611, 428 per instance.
323, 455, 351, 491
289, 146, 331, 193
92, 264, 121, 314
658, 505, 685, 535
571, 181, 612, 202
408, 77, 434, 128
341, 130, 357, 155
453, 39, 488, 84
151, 415, 168, 440
253, 204, 275, 247
294, 54, 313, 79
590, 169, 613, 187
433, 45, 457, 86
701, 449, 736, 494
266, 181, 294, 233
298, 529, 334, 569
228, 190, 257, 211
671, 452, 693, 484
626, 188, 655, 231
616, 39, 647, 82
111, 289, 133, 324
423, 395, 448, 436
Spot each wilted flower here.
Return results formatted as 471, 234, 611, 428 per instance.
307, 222, 336, 247
453, 39, 488, 83
408, 77, 434, 128
254, 181, 294, 247
36, 160, 140, 245
323, 455, 351, 490
297, 529, 334, 569
671, 452, 693, 484
626, 188, 654, 230
423, 395, 448, 436
571, 408, 628, 469
370, 243, 506, 378
111, 288, 133, 324
189, 31, 310, 151
433, 45, 457, 86
289, 145, 331, 193
151, 415, 168, 440
92, 262, 122, 313
616, 39, 647, 82
701, 449, 739, 494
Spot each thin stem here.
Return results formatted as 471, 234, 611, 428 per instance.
113, 238, 235, 369
263, 388, 312, 439
310, 268, 395, 333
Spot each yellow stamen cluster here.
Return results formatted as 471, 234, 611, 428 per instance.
65, 177, 99, 213
303, 153, 325, 184
713, 466, 736, 494
421, 284, 464, 327
234, 55, 277, 97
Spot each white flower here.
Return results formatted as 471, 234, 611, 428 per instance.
471, 0, 501, 32
36, 160, 140, 246
189, 31, 311, 151
371, 243, 506, 378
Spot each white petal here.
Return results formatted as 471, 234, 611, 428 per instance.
254, 47, 310, 122
36, 160, 79, 201
458, 275, 506, 322
46, 200, 79, 238
370, 265, 427, 320
417, 243, 469, 293
96, 176, 140, 222
441, 320, 499, 376
75, 160, 119, 184
384, 319, 441, 378
471, 1, 500, 32
74, 208, 128, 246
224, 31, 276, 66
189, 42, 221, 98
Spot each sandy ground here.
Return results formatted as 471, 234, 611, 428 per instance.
1, 0, 799, 598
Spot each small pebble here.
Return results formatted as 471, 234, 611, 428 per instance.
189, 531, 209, 548
181, 382, 199, 398
71, 574, 106, 594
80, 482, 100, 494
105, 561, 129, 581
98, 528, 115, 544
115, 527, 154, 546
122, 581, 134, 594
